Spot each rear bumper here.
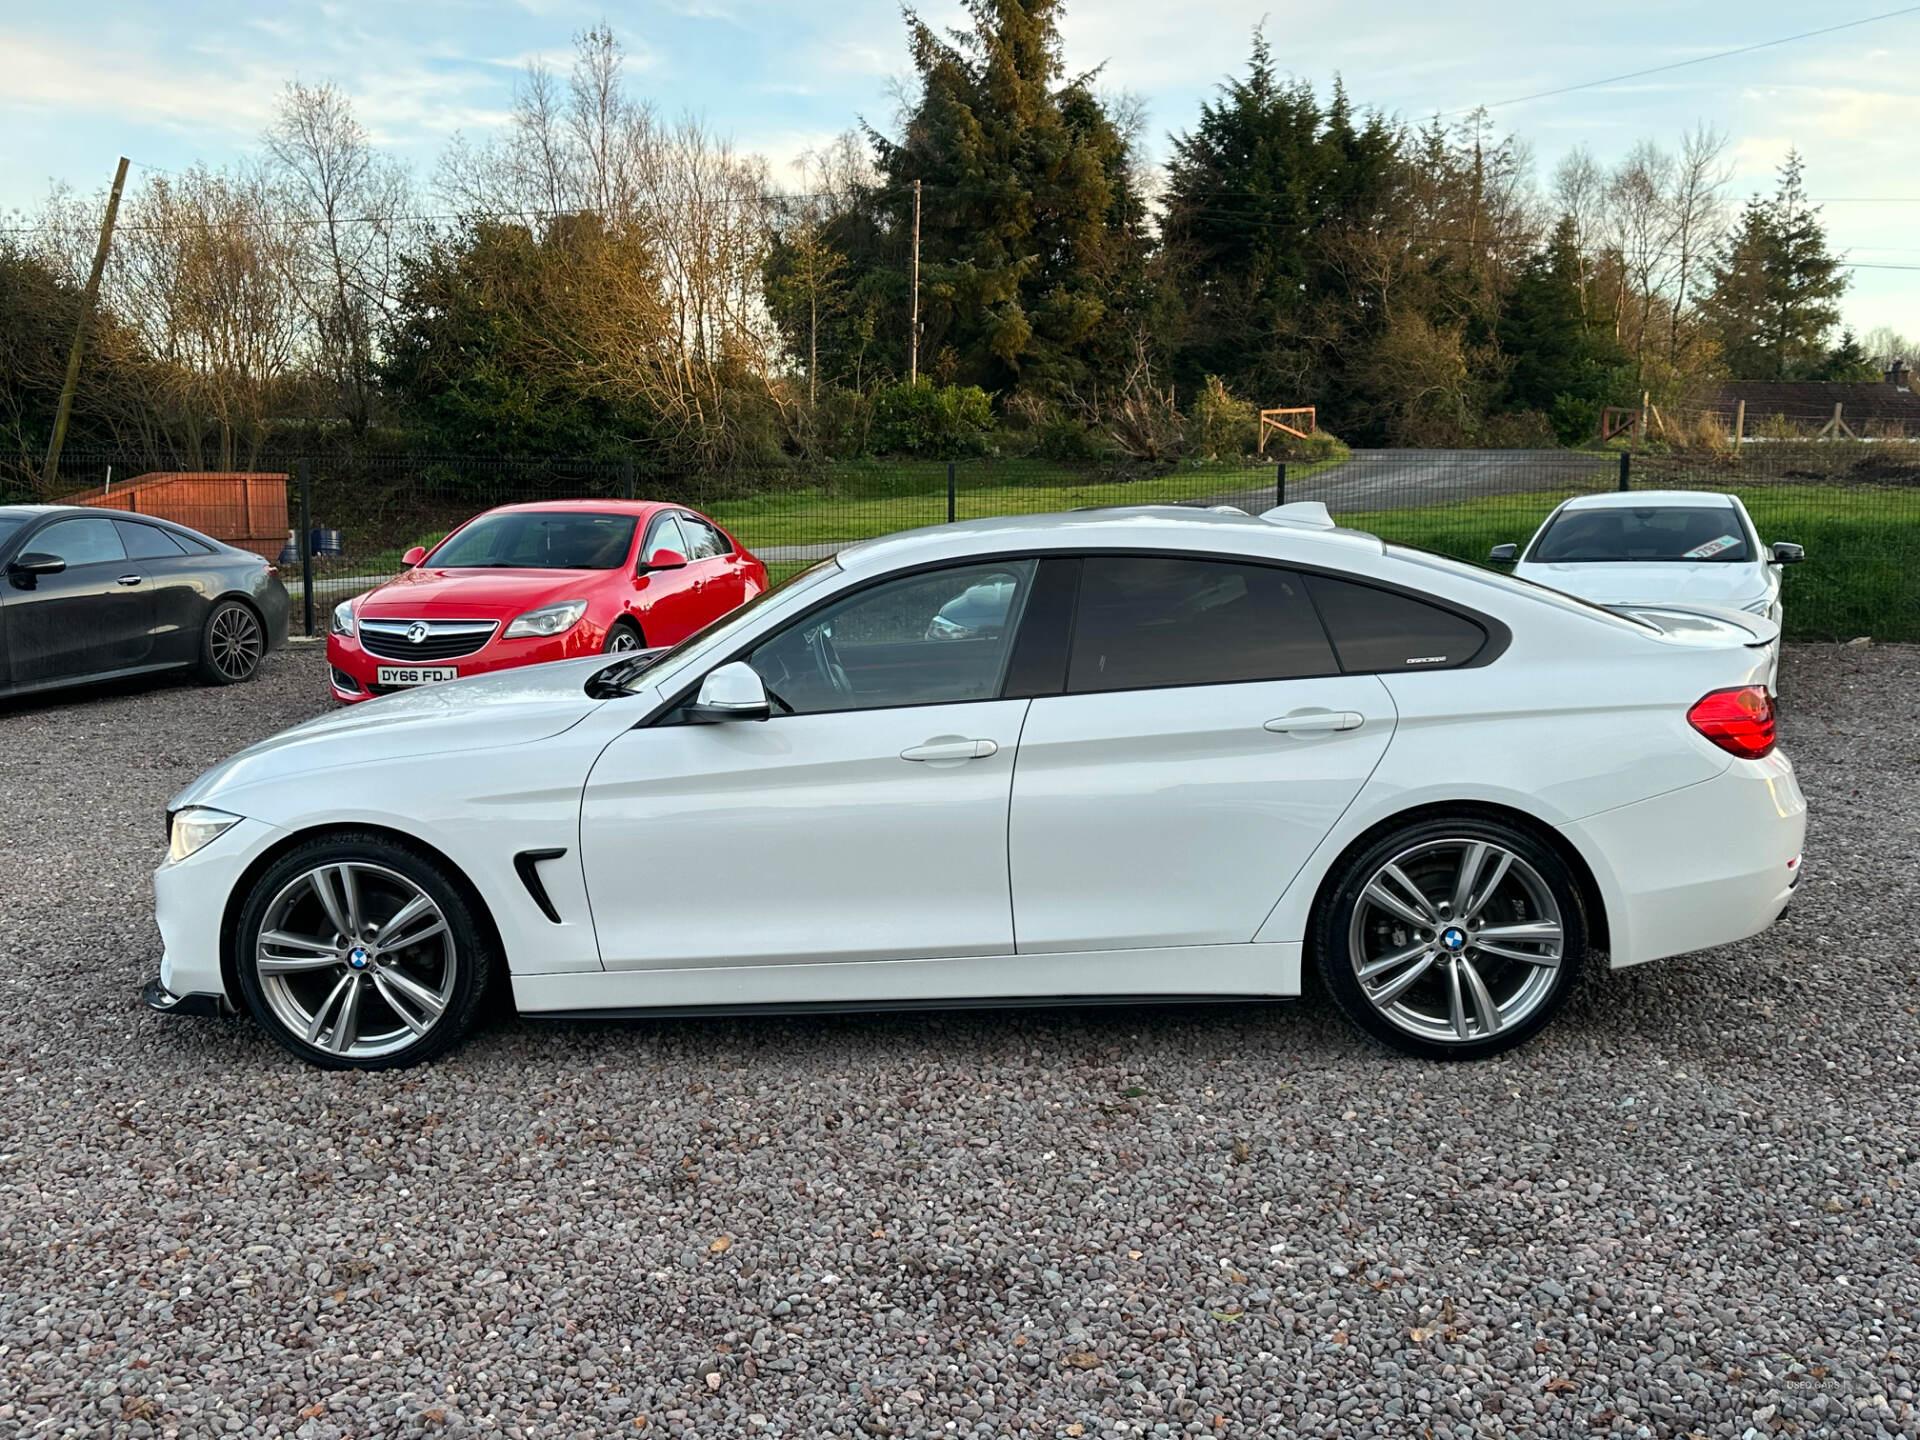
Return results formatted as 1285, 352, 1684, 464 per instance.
1560, 751, 1806, 969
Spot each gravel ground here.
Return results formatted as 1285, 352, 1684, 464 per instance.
1, 643, 1917, 1440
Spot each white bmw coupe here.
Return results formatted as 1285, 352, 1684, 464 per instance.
1492, 490, 1803, 691
145, 503, 1805, 1068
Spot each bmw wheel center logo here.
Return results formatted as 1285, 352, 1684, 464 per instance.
1441, 928, 1467, 951
348, 947, 371, 970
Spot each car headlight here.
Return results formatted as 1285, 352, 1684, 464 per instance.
330, 599, 356, 638
168, 807, 242, 864
504, 599, 589, 639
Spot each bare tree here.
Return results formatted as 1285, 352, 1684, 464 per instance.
265, 81, 412, 432
1665, 125, 1730, 368
1551, 146, 1606, 321
109, 167, 303, 468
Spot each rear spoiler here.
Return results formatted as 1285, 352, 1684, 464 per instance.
1607, 602, 1780, 649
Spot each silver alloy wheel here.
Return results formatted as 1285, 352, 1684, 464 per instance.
209, 605, 264, 680
606, 627, 641, 652
1347, 837, 1564, 1046
254, 861, 458, 1059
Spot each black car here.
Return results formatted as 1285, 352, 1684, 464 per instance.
0, 505, 290, 699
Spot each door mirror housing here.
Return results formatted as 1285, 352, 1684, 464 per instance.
1770, 540, 1804, 565
7, 551, 66, 588
401, 545, 428, 567
1488, 543, 1518, 564
645, 548, 689, 572
686, 660, 770, 723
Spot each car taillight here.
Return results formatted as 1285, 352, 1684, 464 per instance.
1687, 685, 1776, 759
263, 563, 279, 579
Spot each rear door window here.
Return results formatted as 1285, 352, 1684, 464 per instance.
1066, 557, 1337, 692
115, 520, 188, 558
1305, 574, 1487, 672
678, 514, 732, 559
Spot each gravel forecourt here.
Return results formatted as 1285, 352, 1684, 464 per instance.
1, 643, 1916, 1440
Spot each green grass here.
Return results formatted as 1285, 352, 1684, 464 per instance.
1341, 484, 1920, 643
706, 458, 1332, 552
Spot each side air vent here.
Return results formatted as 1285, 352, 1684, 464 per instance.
513, 848, 568, 924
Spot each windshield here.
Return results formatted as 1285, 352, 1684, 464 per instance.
429, 511, 637, 570
594, 557, 845, 695
0, 515, 27, 551
1530, 505, 1751, 563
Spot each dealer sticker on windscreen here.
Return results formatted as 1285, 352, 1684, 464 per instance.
376, 665, 459, 687
1683, 534, 1741, 559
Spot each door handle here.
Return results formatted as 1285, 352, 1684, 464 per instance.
900, 738, 998, 762
1264, 710, 1364, 734
117, 574, 144, 587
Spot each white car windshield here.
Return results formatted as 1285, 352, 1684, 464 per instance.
1531, 506, 1751, 563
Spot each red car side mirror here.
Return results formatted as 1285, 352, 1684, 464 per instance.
646, 548, 688, 571
402, 546, 427, 567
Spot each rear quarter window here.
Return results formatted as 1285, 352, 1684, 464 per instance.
1306, 574, 1488, 672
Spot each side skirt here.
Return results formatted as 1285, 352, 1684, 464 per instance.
510, 941, 1302, 1015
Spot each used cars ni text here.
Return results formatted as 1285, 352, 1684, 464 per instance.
148, 503, 1805, 1067
2, 504, 287, 699
1491, 490, 1801, 691
325, 500, 765, 702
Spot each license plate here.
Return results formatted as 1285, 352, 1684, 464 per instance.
376, 665, 459, 687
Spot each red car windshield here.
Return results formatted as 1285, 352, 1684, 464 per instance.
430, 512, 638, 570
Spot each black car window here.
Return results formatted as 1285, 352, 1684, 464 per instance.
747, 560, 1037, 715
1306, 574, 1487, 672
1066, 557, 1337, 693
115, 520, 188, 558
678, 513, 731, 560
644, 513, 689, 562
29, 517, 126, 567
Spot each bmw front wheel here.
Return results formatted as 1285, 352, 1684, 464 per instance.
234, 833, 494, 1069
1315, 816, 1587, 1060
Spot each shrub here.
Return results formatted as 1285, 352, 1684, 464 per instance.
868, 380, 995, 457
1188, 376, 1259, 459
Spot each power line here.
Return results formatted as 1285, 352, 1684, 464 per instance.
1448, 5, 1920, 114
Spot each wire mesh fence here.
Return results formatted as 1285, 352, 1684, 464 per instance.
19, 440, 1920, 642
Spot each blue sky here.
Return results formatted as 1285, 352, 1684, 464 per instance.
3, 0, 1917, 337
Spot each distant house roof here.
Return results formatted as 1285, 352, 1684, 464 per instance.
1707, 364, 1920, 427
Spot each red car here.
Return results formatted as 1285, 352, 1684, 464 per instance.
326, 500, 766, 703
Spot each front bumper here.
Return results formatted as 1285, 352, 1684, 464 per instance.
326, 623, 611, 703
141, 976, 232, 1018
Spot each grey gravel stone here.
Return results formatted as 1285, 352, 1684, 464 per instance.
1, 644, 1917, 1438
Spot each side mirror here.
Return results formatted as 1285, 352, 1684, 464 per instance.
402, 546, 428, 567
1771, 541, 1804, 565
686, 660, 770, 723
645, 548, 689, 572
7, 551, 66, 589
1488, 543, 1518, 564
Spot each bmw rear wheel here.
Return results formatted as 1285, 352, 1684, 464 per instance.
1315, 816, 1586, 1059
234, 833, 493, 1069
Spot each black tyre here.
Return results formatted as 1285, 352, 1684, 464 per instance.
1312, 814, 1587, 1060
603, 618, 645, 654
234, 832, 494, 1070
198, 598, 266, 685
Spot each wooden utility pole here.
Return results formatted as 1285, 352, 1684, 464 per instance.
909, 179, 921, 386
43, 156, 131, 488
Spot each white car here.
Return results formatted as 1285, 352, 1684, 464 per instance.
1492, 490, 1802, 691
144, 503, 1805, 1068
